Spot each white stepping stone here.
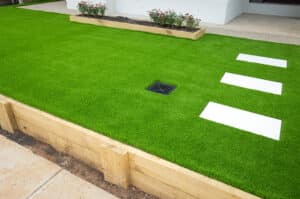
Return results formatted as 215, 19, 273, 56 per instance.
200, 102, 281, 140
237, 53, 287, 68
221, 72, 282, 95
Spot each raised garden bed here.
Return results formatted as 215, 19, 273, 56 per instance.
69, 15, 206, 40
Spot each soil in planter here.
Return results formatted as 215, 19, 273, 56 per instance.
79, 15, 200, 33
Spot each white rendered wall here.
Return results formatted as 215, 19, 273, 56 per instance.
113, 0, 229, 24
224, 0, 245, 23
66, 0, 300, 24
66, 0, 231, 24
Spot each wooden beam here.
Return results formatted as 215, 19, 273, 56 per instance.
101, 143, 130, 188
11, 100, 130, 189
0, 94, 260, 199
0, 99, 17, 133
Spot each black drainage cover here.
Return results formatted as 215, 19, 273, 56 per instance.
147, 81, 176, 95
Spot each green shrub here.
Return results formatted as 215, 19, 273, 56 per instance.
175, 14, 185, 27
157, 11, 167, 25
78, 1, 106, 17
86, 4, 94, 15
149, 9, 167, 26
149, 9, 200, 29
184, 14, 200, 28
165, 10, 177, 26
78, 1, 88, 15
149, 9, 160, 24
96, 3, 106, 16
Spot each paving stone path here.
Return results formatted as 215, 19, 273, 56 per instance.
200, 53, 287, 140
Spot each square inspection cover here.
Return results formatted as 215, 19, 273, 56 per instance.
147, 81, 176, 95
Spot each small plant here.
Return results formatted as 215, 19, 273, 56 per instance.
86, 4, 94, 16
149, 9, 201, 29
174, 14, 185, 27
90, 5, 99, 16
149, 9, 167, 26
78, 2, 106, 17
78, 1, 88, 15
165, 10, 177, 26
149, 9, 160, 24
96, 3, 106, 16
184, 14, 200, 28
157, 10, 167, 26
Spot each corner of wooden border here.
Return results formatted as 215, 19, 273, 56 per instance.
0, 99, 18, 133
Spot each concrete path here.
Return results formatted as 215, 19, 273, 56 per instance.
21, 1, 78, 15
204, 13, 300, 45
0, 134, 118, 199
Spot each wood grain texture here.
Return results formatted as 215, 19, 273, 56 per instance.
0, 99, 17, 133
0, 94, 260, 199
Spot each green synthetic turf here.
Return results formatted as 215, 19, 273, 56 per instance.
0, 6, 299, 199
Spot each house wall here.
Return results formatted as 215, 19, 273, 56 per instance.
67, 0, 231, 24
224, 0, 246, 23
113, 0, 229, 24
66, 0, 300, 24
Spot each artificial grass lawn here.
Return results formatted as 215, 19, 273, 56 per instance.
0, 6, 299, 199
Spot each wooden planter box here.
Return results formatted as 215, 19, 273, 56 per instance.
70, 15, 206, 40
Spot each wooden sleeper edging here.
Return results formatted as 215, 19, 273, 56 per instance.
0, 94, 260, 199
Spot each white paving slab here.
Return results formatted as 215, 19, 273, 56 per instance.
200, 102, 281, 140
221, 72, 282, 95
236, 53, 287, 68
